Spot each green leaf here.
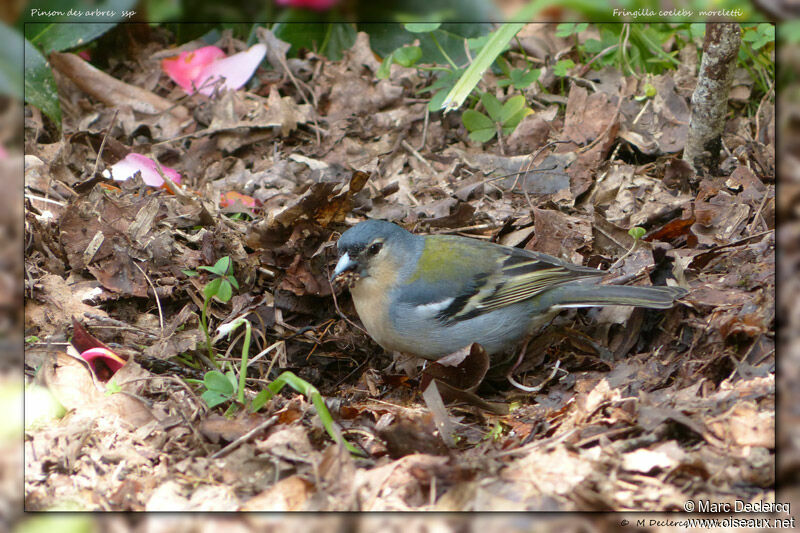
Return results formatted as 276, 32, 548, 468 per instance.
201, 389, 230, 408
480, 92, 503, 122
24, 38, 61, 128
502, 106, 532, 132
264, 370, 363, 455
250, 389, 271, 413
510, 68, 539, 90
555, 23, 575, 38
393, 45, 422, 67
499, 94, 526, 123
583, 38, 603, 55
105, 380, 121, 396
462, 109, 496, 142
199, 256, 232, 276
404, 23, 441, 33
216, 279, 233, 303
553, 58, 575, 77
225, 369, 238, 390
462, 108, 493, 132
436, 0, 551, 112
27, 22, 116, 54
467, 34, 490, 50
689, 23, 705, 40
204, 277, 222, 299
0, 23, 23, 99
227, 275, 239, 290
213, 256, 232, 276
376, 53, 392, 79
204, 370, 235, 395
273, 16, 356, 60
428, 89, 448, 112
468, 128, 496, 143
441, 21, 524, 111
628, 226, 646, 240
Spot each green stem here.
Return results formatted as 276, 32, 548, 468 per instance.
200, 296, 216, 366
237, 320, 251, 404
430, 31, 457, 70
264, 371, 363, 456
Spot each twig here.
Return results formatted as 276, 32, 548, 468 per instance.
210, 415, 278, 459
415, 106, 430, 151
133, 261, 164, 335
754, 78, 774, 143
401, 139, 436, 174
578, 43, 620, 77
746, 184, 772, 235
578, 92, 623, 154
91, 110, 118, 178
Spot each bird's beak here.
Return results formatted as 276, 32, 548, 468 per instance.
331, 252, 357, 282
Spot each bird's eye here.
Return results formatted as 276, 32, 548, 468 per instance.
367, 242, 383, 256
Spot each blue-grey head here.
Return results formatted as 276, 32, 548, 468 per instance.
332, 220, 417, 282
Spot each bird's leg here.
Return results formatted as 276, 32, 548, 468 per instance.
506, 337, 563, 393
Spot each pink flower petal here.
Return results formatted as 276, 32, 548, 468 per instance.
110, 153, 182, 187
80, 347, 126, 374
162, 45, 225, 94
220, 190, 260, 209
195, 43, 267, 96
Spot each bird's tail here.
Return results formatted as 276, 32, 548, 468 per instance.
549, 285, 688, 310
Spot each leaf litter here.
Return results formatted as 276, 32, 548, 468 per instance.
24, 25, 774, 511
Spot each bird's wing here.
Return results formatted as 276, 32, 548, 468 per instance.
399, 236, 603, 323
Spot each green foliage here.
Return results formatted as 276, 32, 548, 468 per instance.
200, 369, 237, 408
377, 45, 422, 78
420, 67, 464, 112
199, 256, 239, 303
104, 379, 122, 396
628, 226, 646, 241
462, 93, 532, 143
634, 81, 656, 101
0, 23, 23, 100
555, 22, 588, 38
553, 58, 575, 77
198, 256, 239, 366
739, 23, 774, 98
16, 514, 94, 533
25, 22, 117, 54
273, 12, 356, 61
259, 371, 364, 455
742, 23, 774, 51
496, 59, 540, 90
24, 38, 61, 128
405, 22, 442, 33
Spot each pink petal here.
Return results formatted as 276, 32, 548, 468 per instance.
195, 43, 267, 96
110, 153, 182, 187
220, 190, 260, 208
80, 347, 126, 374
162, 45, 225, 94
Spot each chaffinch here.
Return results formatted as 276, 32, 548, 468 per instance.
332, 220, 687, 361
